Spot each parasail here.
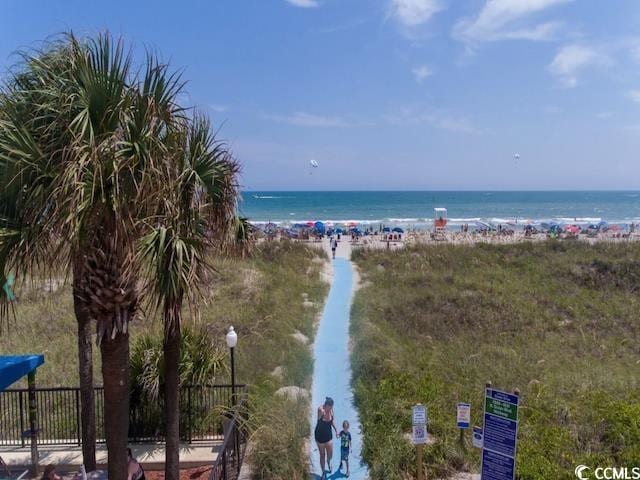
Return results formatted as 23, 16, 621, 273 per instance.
309, 159, 319, 175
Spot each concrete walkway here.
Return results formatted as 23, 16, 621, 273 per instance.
309, 240, 368, 479
0, 442, 220, 473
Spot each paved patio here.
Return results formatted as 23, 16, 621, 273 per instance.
0, 441, 221, 474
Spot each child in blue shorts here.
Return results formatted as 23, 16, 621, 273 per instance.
338, 420, 352, 477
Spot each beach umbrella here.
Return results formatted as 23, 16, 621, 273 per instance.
565, 225, 580, 234
382, 227, 391, 232
314, 221, 325, 234
264, 223, 278, 234
335, 228, 344, 234
392, 227, 404, 233
306, 221, 315, 227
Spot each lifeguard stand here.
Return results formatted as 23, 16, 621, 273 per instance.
432, 207, 448, 240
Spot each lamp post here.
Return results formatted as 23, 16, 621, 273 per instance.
226, 326, 238, 407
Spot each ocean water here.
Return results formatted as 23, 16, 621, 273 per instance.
240, 191, 640, 228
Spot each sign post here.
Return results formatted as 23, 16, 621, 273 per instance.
480, 386, 520, 480
412, 404, 428, 480
457, 402, 471, 447
472, 426, 484, 449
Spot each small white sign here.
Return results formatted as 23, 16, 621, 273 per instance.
457, 402, 471, 429
412, 424, 428, 445
412, 404, 427, 426
472, 426, 483, 449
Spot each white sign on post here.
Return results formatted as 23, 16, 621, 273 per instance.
412, 404, 428, 445
413, 424, 428, 445
472, 426, 483, 449
457, 402, 471, 429
412, 404, 427, 426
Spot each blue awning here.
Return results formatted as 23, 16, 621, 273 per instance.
0, 355, 44, 391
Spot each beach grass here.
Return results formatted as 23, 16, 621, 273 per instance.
0, 240, 329, 479
351, 241, 640, 480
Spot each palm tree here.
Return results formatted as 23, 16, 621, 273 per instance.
138, 114, 239, 480
0, 33, 184, 480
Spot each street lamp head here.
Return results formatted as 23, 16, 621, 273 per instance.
226, 326, 238, 349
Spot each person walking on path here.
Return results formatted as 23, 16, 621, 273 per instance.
314, 397, 338, 478
331, 238, 338, 259
338, 420, 353, 477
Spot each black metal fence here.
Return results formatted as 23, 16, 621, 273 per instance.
209, 386, 249, 480
0, 384, 243, 446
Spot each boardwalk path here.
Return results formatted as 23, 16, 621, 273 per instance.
309, 242, 369, 479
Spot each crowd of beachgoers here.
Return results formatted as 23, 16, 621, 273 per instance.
251, 218, 640, 248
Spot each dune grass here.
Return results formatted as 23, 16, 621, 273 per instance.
351, 241, 640, 480
0, 240, 329, 479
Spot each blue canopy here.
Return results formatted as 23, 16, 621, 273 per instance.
392, 227, 404, 233
0, 355, 44, 391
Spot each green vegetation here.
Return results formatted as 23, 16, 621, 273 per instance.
0, 31, 240, 478
351, 241, 640, 480
0, 241, 328, 478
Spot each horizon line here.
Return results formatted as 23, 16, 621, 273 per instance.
241, 189, 640, 193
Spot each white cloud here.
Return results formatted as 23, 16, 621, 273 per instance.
412, 65, 433, 82
284, 0, 319, 8
548, 44, 609, 88
387, 106, 478, 134
453, 0, 571, 43
389, 0, 444, 27
596, 111, 615, 119
628, 90, 640, 104
210, 104, 228, 112
264, 112, 351, 127
631, 44, 640, 63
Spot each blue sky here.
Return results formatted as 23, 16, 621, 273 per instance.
2, 0, 640, 190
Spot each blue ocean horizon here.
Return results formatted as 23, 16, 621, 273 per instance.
240, 191, 640, 227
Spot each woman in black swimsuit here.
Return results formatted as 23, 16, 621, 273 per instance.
315, 397, 338, 477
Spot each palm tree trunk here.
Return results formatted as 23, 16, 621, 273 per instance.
164, 302, 181, 480
73, 257, 97, 471
74, 292, 96, 471
101, 330, 130, 480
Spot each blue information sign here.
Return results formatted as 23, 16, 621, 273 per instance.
481, 388, 520, 480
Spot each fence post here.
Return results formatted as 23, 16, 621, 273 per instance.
75, 389, 81, 445
222, 450, 227, 480
187, 386, 193, 443
19, 391, 25, 448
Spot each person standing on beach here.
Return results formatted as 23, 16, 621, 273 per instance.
315, 397, 338, 478
331, 238, 338, 259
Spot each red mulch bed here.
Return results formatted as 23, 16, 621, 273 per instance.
144, 466, 212, 480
